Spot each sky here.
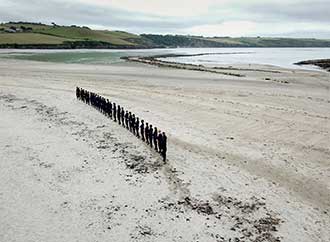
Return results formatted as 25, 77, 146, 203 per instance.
1, 0, 330, 38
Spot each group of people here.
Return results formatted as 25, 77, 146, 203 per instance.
76, 87, 167, 161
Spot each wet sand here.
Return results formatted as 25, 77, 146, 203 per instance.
0, 58, 329, 242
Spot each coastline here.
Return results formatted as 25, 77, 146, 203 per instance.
295, 59, 330, 72
0, 58, 329, 242
121, 55, 245, 77
1, 48, 329, 74
121, 53, 286, 77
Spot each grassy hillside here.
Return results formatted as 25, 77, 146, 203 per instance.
207, 37, 330, 47
35, 27, 138, 45
0, 33, 74, 44
142, 34, 330, 48
1, 22, 330, 49
0, 22, 153, 48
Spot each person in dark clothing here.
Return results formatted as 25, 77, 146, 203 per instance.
153, 127, 158, 152
128, 112, 132, 131
130, 113, 133, 132
113, 103, 117, 122
102, 98, 106, 114
145, 123, 149, 144
117, 105, 121, 125
104, 99, 108, 116
109, 101, 112, 119
157, 131, 162, 154
132, 114, 136, 135
76, 87, 80, 99
82, 89, 86, 102
149, 125, 153, 148
121, 108, 125, 127
161, 132, 167, 162
135, 118, 140, 138
140, 120, 145, 141
100, 97, 103, 113
105, 99, 109, 116
125, 111, 129, 129
83, 89, 86, 103
85, 91, 90, 104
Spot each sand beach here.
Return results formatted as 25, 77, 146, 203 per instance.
0, 58, 329, 242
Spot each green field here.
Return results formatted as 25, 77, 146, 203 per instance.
202, 36, 330, 47
0, 22, 149, 48
35, 27, 140, 45
0, 33, 74, 44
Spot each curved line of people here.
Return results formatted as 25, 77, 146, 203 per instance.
76, 87, 167, 162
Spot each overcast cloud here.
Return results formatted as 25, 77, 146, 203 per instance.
0, 0, 329, 38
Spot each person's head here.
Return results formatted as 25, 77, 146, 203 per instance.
141, 120, 144, 123
146, 122, 148, 126
162, 132, 165, 136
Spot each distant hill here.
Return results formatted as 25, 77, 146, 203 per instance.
0, 22, 154, 49
1, 22, 330, 49
141, 34, 330, 48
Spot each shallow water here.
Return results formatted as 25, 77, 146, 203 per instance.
0, 49, 171, 65
0, 48, 329, 70
159, 48, 330, 70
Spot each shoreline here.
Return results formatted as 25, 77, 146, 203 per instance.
121, 53, 285, 74
0, 48, 329, 74
121, 55, 245, 77
295, 58, 330, 72
120, 54, 292, 77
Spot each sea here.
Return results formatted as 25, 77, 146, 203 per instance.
0, 48, 329, 71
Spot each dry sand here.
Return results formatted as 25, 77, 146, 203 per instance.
0, 58, 329, 242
